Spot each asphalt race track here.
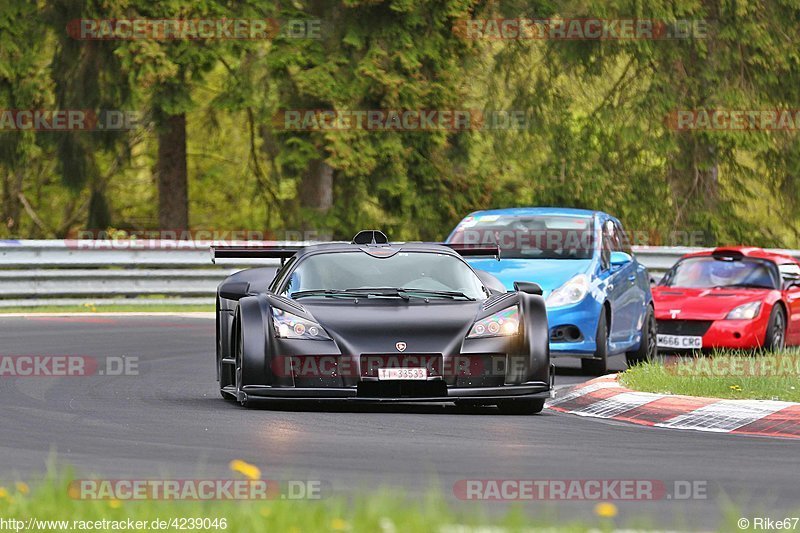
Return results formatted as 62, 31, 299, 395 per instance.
1, 315, 797, 529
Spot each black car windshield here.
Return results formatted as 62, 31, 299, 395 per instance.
448, 215, 595, 259
661, 256, 779, 289
280, 251, 487, 300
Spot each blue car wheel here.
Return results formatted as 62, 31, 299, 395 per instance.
582, 310, 609, 375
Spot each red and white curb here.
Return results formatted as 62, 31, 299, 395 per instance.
546, 375, 800, 438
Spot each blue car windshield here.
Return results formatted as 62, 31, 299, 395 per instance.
448, 215, 595, 260
280, 251, 487, 299
662, 257, 779, 289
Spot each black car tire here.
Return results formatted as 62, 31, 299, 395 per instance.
626, 305, 657, 367
582, 310, 609, 375
234, 316, 249, 407
764, 305, 787, 351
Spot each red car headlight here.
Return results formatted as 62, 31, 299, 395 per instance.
725, 301, 762, 320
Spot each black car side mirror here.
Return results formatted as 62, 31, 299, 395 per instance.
514, 281, 543, 296
219, 281, 251, 301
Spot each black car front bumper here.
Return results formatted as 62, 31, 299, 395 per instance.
239, 377, 553, 403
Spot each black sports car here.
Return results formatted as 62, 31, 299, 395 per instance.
212, 231, 553, 414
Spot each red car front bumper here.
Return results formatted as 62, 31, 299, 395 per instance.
656, 313, 769, 350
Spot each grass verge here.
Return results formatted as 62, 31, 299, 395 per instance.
0, 473, 597, 533
620, 349, 800, 402
0, 465, 783, 531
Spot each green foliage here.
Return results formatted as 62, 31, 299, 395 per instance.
0, 0, 799, 246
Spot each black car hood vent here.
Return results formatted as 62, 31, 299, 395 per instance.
274, 295, 304, 313
482, 292, 515, 310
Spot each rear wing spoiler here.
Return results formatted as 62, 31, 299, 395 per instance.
210, 242, 500, 265
210, 246, 302, 265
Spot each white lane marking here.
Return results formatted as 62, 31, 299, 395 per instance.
655, 400, 796, 432
569, 391, 662, 418
547, 380, 621, 406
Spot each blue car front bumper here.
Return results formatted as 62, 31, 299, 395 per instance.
545, 296, 603, 357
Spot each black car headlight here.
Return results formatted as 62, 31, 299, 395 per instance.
271, 308, 331, 340
467, 306, 520, 339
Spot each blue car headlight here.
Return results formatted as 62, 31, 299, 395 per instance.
545, 274, 590, 308
271, 308, 331, 340
467, 306, 520, 339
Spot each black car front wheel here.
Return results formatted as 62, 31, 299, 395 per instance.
764, 305, 787, 351
234, 317, 250, 408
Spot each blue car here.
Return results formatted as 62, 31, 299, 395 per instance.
446, 207, 657, 374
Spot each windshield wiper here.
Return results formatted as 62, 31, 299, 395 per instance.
394, 288, 476, 301
342, 287, 412, 300
344, 287, 476, 300
291, 289, 370, 299
291, 288, 412, 300
292, 287, 476, 301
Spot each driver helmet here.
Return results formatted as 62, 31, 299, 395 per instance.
708, 261, 737, 286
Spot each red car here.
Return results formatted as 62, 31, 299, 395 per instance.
653, 247, 800, 351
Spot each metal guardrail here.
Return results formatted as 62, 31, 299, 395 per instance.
0, 240, 798, 307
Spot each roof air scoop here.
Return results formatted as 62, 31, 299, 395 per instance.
352, 230, 389, 245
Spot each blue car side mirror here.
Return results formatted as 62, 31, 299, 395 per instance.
610, 251, 633, 269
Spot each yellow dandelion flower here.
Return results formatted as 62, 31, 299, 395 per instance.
0, 487, 8, 499
594, 502, 618, 518
15, 482, 29, 495
330, 518, 349, 531
67, 482, 81, 499
108, 499, 122, 509
259, 506, 271, 517
730, 385, 742, 391
229, 459, 261, 480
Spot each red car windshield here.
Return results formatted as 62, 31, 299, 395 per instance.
448, 215, 595, 260
661, 256, 780, 289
